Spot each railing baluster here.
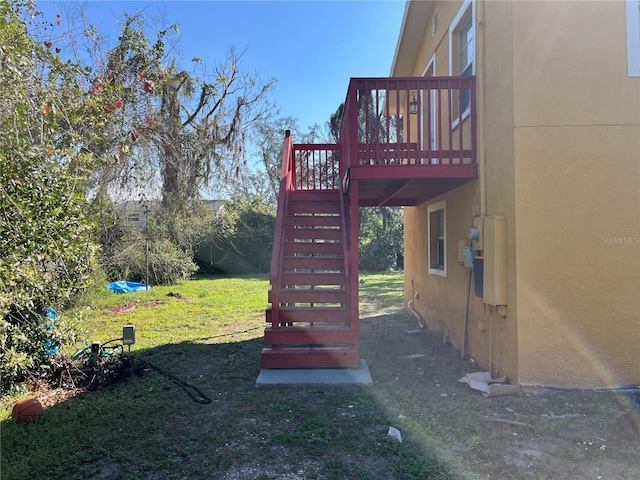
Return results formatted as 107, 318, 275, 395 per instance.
395, 82, 401, 161
418, 80, 422, 164
385, 84, 390, 151
438, 79, 443, 163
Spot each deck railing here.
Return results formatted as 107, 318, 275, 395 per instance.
292, 144, 340, 191
339, 76, 477, 180
269, 131, 295, 321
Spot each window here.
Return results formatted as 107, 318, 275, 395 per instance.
459, 19, 474, 112
459, 20, 474, 77
627, 0, 640, 76
449, 0, 475, 122
428, 200, 447, 277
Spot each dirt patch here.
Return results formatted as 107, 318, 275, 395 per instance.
359, 308, 640, 479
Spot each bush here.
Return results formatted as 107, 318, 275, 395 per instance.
98, 213, 198, 286
0, 309, 78, 395
359, 207, 404, 271
195, 196, 275, 274
0, 2, 122, 393
360, 237, 397, 271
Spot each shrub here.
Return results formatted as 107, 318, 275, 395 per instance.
0, 2, 120, 393
98, 214, 198, 286
196, 196, 275, 274
359, 207, 404, 271
0, 309, 79, 394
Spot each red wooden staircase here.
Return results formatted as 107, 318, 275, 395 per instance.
262, 188, 359, 368
261, 136, 359, 369
261, 77, 479, 370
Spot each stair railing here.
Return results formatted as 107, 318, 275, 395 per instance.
338, 179, 351, 327
269, 130, 295, 328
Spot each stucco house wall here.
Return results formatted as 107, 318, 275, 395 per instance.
399, 0, 639, 387
511, 0, 640, 387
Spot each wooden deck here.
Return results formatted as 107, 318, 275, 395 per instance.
262, 76, 478, 369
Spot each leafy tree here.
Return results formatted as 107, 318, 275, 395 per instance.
328, 103, 404, 271
0, 1, 120, 392
90, 11, 277, 221
248, 116, 314, 206
96, 204, 202, 286
195, 195, 275, 274
329, 103, 344, 142
359, 207, 404, 271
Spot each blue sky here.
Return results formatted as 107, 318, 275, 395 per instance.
39, 0, 406, 133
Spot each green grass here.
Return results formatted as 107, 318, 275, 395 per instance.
359, 271, 405, 311
1, 272, 457, 480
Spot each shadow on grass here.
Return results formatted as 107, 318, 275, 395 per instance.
1, 334, 456, 480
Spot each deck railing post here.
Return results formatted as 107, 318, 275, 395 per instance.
349, 79, 359, 170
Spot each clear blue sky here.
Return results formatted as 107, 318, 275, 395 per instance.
39, 0, 406, 133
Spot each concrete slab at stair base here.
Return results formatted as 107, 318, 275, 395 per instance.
256, 359, 372, 385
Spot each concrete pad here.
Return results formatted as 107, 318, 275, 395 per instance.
256, 359, 372, 385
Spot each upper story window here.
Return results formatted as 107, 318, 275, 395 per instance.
627, 0, 640, 76
449, 0, 475, 121
459, 19, 474, 77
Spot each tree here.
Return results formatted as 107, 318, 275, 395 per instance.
195, 194, 275, 274
0, 1, 122, 391
359, 207, 404, 271
248, 117, 306, 205
328, 103, 404, 271
91, 11, 277, 222
329, 103, 344, 142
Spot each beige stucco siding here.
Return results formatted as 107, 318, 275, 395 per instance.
513, 1, 640, 127
514, 126, 640, 387
412, 1, 461, 76
404, 183, 488, 363
512, 1, 640, 386
481, 0, 519, 380
404, 0, 521, 381
400, 0, 638, 387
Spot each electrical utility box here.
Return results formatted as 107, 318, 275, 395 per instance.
482, 215, 507, 306
122, 325, 136, 345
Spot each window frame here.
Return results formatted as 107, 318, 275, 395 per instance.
449, 0, 476, 128
627, 0, 640, 76
428, 200, 447, 277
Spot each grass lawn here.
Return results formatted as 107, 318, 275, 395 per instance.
0, 272, 458, 480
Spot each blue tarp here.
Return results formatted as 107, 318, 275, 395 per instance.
106, 281, 149, 293
41, 307, 59, 356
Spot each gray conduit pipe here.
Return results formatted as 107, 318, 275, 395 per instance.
461, 269, 473, 358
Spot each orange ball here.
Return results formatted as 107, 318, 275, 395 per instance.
12, 397, 43, 424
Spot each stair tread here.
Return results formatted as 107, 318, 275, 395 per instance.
266, 186, 357, 369
260, 347, 360, 369
264, 326, 358, 345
